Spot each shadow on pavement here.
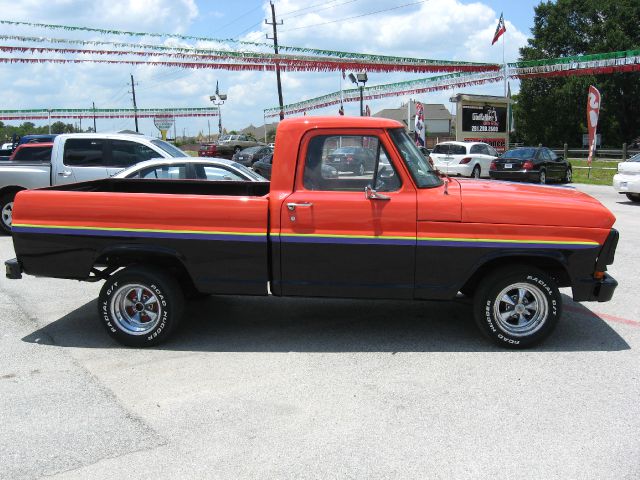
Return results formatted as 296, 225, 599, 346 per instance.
22, 293, 630, 353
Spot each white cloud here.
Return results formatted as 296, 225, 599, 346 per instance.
0, 0, 528, 135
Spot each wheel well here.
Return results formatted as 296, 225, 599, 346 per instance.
0, 186, 26, 200
93, 251, 197, 292
460, 255, 571, 296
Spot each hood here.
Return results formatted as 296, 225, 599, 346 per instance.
458, 179, 616, 229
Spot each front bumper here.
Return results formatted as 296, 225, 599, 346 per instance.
572, 273, 618, 302
5, 258, 22, 279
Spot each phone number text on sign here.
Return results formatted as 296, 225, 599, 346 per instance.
471, 125, 500, 132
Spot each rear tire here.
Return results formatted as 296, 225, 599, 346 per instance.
471, 165, 481, 179
538, 169, 547, 184
0, 192, 16, 235
562, 167, 573, 183
626, 193, 640, 202
473, 266, 561, 348
98, 266, 184, 347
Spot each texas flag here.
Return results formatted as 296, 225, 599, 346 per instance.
492, 13, 506, 45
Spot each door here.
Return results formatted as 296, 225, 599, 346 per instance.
279, 131, 417, 299
55, 138, 108, 184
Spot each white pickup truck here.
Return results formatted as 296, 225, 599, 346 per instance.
0, 132, 187, 233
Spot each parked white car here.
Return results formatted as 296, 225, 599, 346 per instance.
613, 153, 640, 202
113, 158, 266, 182
429, 141, 499, 178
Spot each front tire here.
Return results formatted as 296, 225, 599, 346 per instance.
98, 266, 184, 347
471, 165, 481, 179
473, 266, 561, 348
562, 167, 572, 183
0, 192, 15, 235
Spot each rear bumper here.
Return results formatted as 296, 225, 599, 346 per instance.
489, 170, 539, 181
613, 173, 640, 194
572, 273, 617, 302
5, 258, 22, 279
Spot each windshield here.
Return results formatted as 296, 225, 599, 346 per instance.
242, 146, 262, 154
388, 128, 442, 188
628, 153, 640, 162
150, 139, 188, 157
218, 135, 230, 142
503, 148, 537, 159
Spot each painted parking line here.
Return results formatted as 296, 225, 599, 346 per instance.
564, 304, 640, 327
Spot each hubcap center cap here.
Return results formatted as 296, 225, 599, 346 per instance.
515, 304, 526, 314
135, 302, 145, 312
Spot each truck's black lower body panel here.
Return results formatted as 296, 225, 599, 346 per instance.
12, 232, 269, 295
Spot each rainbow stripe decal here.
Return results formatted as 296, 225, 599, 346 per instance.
11, 223, 267, 242
278, 232, 600, 249
11, 223, 601, 249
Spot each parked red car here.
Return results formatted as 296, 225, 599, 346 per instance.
198, 143, 218, 157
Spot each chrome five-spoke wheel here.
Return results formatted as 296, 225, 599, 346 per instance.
110, 283, 163, 335
493, 282, 548, 337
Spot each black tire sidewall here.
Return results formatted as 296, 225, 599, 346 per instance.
474, 268, 561, 348
472, 165, 481, 178
0, 193, 15, 235
98, 266, 184, 347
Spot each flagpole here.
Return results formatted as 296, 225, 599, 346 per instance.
502, 29, 506, 97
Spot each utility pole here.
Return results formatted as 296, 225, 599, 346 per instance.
92, 101, 97, 132
129, 74, 139, 133
266, 1, 284, 121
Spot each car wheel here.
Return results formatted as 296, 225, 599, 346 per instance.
0, 192, 16, 235
626, 193, 640, 202
473, 266, 561, 348
357, 162, 365, 176
538, 169, 547, 184
98, 265, 184, 347
562, 167, 573, 183
471, 165, 481, 179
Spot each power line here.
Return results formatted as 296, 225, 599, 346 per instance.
214, 3, 265, 34
278, 0, 341, 17
281, 0, 362, 20
281, 0, 427, 32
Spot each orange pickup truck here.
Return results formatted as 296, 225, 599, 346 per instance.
6, 117, 618, 348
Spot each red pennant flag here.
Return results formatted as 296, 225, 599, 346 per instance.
492, 13, 506, 45
338, 104, 344, 116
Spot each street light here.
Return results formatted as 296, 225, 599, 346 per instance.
209, 86, 227, 135
349, 71, 368, 116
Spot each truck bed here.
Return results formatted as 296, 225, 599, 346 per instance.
11, 178, 271, 295
43, 177, 271, 197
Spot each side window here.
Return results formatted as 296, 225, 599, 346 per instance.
63, 139, 106, 167
469, 144, 483, 154
487, 145, 498, 157
139, 165, 187, 179
203, 166, 244, 181
548, 149, 559, 161
540, 149, 552, 161
302, 135, 400, 192
110, 140, 160, 168
14, 147, 52, 162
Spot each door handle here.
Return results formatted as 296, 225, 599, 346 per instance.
287, 202, 313, 211
57, 170, 72, 177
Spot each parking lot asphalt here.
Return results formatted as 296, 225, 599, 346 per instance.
0, 183, 638, 479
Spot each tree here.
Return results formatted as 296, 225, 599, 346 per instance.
266, 128, 276, 143
514, 0, 640, 147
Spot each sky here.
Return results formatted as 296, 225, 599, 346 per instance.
0, 0, 542, 138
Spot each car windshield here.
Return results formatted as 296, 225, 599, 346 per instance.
388, 128, 442, 188
218, 135, 230, 142
150, 140, 188, 157
503, 148, 537, 159
230, 162, 265, 181
627, 153, 640, 162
